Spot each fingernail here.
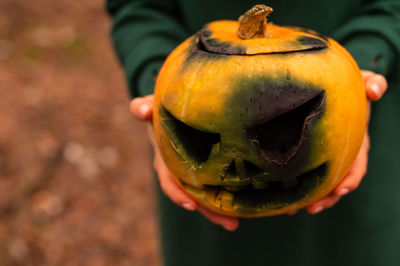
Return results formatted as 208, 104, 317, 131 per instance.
182, 203, 196, 211
369, 83, 381, 97
337, 188, 349, 196
223, 225, 236, 231
139, 104, 149, 117
311, 206, 323, 214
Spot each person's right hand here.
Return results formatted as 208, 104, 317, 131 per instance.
130, 95, 240, 232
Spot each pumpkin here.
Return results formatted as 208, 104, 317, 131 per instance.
153, 5, 367, 217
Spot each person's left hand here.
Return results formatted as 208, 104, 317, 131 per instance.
302, 70, 387, 215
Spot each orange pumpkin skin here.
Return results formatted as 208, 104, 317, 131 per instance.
153, 20, 367, 217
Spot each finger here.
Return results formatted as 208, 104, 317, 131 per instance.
287, 209, 298, 216
360, 70, 375, 79
361, 71, 388, 101
306, 193, 341, 214
197, 205, 239, 231
129, 95, 154, 121
334, 133, 370, 196
155, 152, 198, 211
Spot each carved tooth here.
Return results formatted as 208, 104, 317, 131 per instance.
234, 158, 246, 179
251, 176, 270, 189
220, 190, 235, 210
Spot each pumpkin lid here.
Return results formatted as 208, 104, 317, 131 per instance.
198, 5, 328, 55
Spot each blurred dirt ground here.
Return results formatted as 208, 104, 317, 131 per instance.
0, 1, 161, 265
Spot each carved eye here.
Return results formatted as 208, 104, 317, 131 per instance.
159, 105, 220, 164
247, 92, 325, 165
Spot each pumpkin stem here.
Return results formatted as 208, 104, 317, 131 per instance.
237, 5, 273, 39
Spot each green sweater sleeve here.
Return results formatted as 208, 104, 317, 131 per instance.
106, 0, 188, 97
332, 0, 400, 82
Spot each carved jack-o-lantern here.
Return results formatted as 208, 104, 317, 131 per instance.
153, 5, 367, 217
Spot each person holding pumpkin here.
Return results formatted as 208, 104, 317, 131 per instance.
107, 1, 400, 265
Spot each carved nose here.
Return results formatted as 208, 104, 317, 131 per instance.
224, 159, 281, 189
247, 91, 325, 165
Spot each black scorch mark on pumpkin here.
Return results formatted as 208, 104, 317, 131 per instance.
181, 34, 231, 70
247, 91, 325, 166
297, 36, 327, 50
228, 76, 326, 180
198, 29, 247, 55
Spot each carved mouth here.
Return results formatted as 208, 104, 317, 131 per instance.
181, 162, 328, 211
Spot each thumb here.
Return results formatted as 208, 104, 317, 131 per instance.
129, 95, 154, 121
361, 71, 387, 101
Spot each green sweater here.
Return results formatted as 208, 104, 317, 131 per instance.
107, 1, 400, 265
